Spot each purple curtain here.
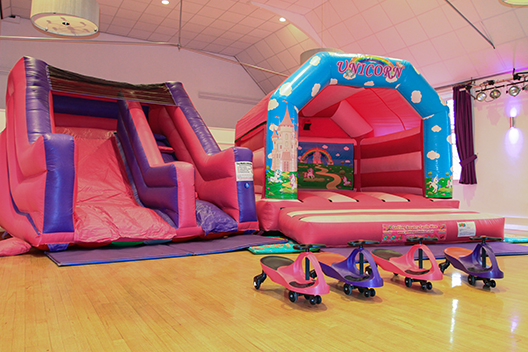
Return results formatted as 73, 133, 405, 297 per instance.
453, 85, 477, 184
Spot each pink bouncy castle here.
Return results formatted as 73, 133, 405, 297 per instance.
235, 52, 504, 246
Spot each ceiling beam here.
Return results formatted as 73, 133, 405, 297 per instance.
444, 0, 495, 49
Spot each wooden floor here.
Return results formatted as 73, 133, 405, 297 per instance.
1, 245, 528, 351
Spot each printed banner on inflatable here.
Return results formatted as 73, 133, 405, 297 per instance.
382, 223, 447, 243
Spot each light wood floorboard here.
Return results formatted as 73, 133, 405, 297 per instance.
1, 247, 527, 351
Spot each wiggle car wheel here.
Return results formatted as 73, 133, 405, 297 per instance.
344, 284, 352, 295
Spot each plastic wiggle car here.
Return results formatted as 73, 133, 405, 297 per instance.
439, 236, 504, 288
315, 240, 383, 298
253, 244, 329, 305
372, 236, 443, 291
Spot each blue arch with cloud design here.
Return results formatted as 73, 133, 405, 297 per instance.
264, 52, 452, 200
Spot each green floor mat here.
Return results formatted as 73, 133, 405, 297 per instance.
248, 237, 301, 254
503, 235, 528, 243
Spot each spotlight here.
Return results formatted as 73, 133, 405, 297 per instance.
476, 91, 487, 101
508, 85, 521, 96
490, 89, 501, 99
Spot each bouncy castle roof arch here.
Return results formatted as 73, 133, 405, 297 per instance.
237, 52, 453, 200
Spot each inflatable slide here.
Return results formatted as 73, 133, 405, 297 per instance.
235, 52, 504, 246
0, 56, 257, 255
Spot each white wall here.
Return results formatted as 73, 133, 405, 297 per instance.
209, 127, 235, 150
0, 17, 264, 129
452, 90, 528, 232
0, 109, 4, 132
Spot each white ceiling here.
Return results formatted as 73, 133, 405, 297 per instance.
2, 0, 528, 94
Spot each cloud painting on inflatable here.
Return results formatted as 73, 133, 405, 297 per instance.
343, 71, 356, 80
268, 99, 278, 111
411, 90, 422, 103
427, 150, 440, 160
310, 56, 321, 66
312, 84, 320, 97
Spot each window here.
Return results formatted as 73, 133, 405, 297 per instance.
446, 98, 461, 180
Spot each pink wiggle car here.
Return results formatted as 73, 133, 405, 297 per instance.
372, 236, 443, 291
253, 244, 329, 305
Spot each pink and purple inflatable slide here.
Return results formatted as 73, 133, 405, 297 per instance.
0, 57, 258, 255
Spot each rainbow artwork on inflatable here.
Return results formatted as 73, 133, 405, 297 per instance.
297, 142, 354, 190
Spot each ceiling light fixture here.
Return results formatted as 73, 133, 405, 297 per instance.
279, 17, 286, 22
490, 89, 501, 99
500, 0, 528, 5
475, 91, 487, 102
161, 0, 170, 4
30, 0, 99, 37
470, 71, 528, 102
508, 85, 521, 96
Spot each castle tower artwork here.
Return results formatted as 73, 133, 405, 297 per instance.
270, 107, 298, 172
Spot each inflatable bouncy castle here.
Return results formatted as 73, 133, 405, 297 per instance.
235, 52, 504, 246
0, 57, 257, 254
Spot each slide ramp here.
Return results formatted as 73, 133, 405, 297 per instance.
58, 127, 179, 243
